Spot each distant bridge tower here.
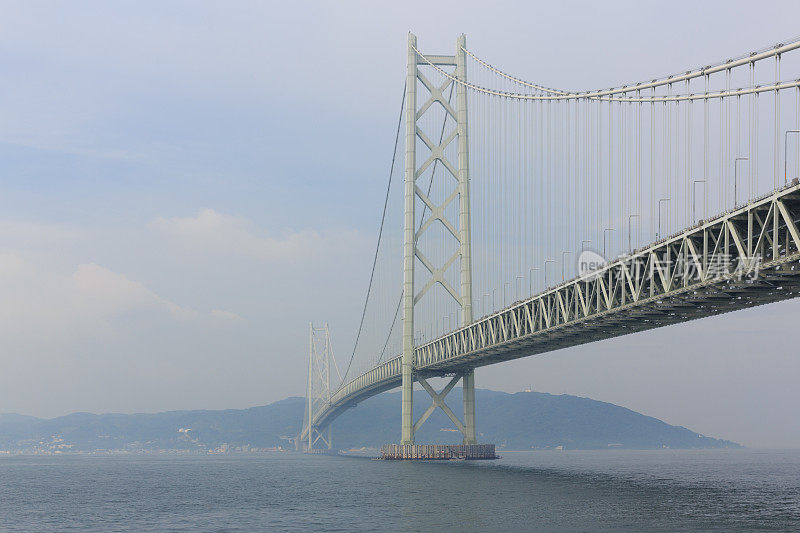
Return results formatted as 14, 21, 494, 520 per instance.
401, 33, 476, 445
303, 322, 339, 451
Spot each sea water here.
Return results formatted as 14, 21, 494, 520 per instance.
0, 449, 798, 531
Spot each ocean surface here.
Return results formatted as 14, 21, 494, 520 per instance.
0, 449, 798, 531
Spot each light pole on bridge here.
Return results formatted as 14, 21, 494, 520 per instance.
692, 179, 706, 223
627, 215, 640, 253
603, 228, 614, 259
544, 259, 555, 287
561, 251, 572, 281
657, 199, 670, 239
784, 130, 800, 184
529, 267, 539, 295
734, 157, 749, 207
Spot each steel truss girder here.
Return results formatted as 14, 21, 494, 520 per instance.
308, 183, 800, 434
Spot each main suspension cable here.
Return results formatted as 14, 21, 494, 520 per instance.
416, 44, 800, 102
342, 82, 406, 384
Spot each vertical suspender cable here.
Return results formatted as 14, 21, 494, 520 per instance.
725, 68, 730, 207
666, 83, 671, 234
652, 88, 656, 239
750, 62, 755, 198
636, 94, 641, 242
704, 74, 709, 219
775, 53, 781, 189
609, 98, 613, 252
686, 79, 691, 225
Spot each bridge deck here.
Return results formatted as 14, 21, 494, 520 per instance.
304, 182, 800, 438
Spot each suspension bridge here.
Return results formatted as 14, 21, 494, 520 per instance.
301, 33, 800, 457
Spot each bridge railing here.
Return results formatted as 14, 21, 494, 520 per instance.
329, 356, 402, 406
308, 355, 403, 430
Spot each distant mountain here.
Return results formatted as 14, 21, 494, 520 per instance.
331, 389, 740, 450
0, 390, 739, 452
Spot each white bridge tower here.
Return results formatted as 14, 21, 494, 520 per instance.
303, 322, 340, 452
401, 33, 476, 445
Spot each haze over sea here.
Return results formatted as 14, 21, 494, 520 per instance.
1, 449, 798, 531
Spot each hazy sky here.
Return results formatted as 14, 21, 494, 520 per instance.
2, 0, 800, 448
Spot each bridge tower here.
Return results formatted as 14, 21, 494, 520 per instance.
303, 322, 336, 452
401, 33, 476, 446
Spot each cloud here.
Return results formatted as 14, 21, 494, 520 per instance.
71, 263, 196, 321
0, 210, 370, 417
210, 309, 242, 321
151, 208, 360, 262
0, 253, 239, 347
0, 220, 82, 247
